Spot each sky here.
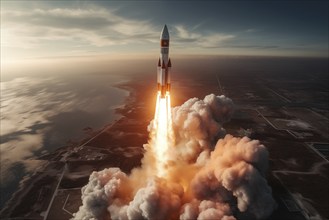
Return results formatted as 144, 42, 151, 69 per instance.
1, 0, 328, 64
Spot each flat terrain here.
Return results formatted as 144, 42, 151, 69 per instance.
1, 58, 328, 220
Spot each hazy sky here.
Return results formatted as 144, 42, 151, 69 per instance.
1, 0, 328, 63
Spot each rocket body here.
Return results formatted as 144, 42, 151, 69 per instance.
157, 25, 171, 98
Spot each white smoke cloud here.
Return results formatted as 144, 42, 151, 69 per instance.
170, 94, 234, 163
73, 94, 276, 220
190, 135, 276, 219
116, 178, 183, 220
180, 199, 235, 220
73, 168, 129, 220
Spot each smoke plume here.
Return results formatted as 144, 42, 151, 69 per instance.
73, 94, 276, 220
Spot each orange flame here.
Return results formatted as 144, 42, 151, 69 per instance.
152, 91, 173, 177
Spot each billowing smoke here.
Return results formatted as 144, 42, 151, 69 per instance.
170, 94, 234, 163
73, 94, 276, 220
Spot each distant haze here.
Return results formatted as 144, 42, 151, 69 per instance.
2, 55, 328, 81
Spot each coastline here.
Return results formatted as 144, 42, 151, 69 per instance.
0, 81, 145, 217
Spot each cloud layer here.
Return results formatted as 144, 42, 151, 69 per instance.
174, 25, 235, 48
2, 1, 327, 61
2, 8, 157, 49
2, 5, 238, 61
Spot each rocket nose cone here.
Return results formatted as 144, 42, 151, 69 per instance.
160, 25, 170, 40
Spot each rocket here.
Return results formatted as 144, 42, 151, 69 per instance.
157, 25, 171, 98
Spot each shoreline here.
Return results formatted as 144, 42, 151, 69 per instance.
0, 80, 149, 216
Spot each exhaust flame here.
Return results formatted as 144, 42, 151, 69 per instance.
152, 92, 173, 177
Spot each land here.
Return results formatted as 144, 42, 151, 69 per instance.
1, 60, 328, 220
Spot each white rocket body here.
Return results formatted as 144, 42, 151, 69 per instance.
157, 25, 171, 98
